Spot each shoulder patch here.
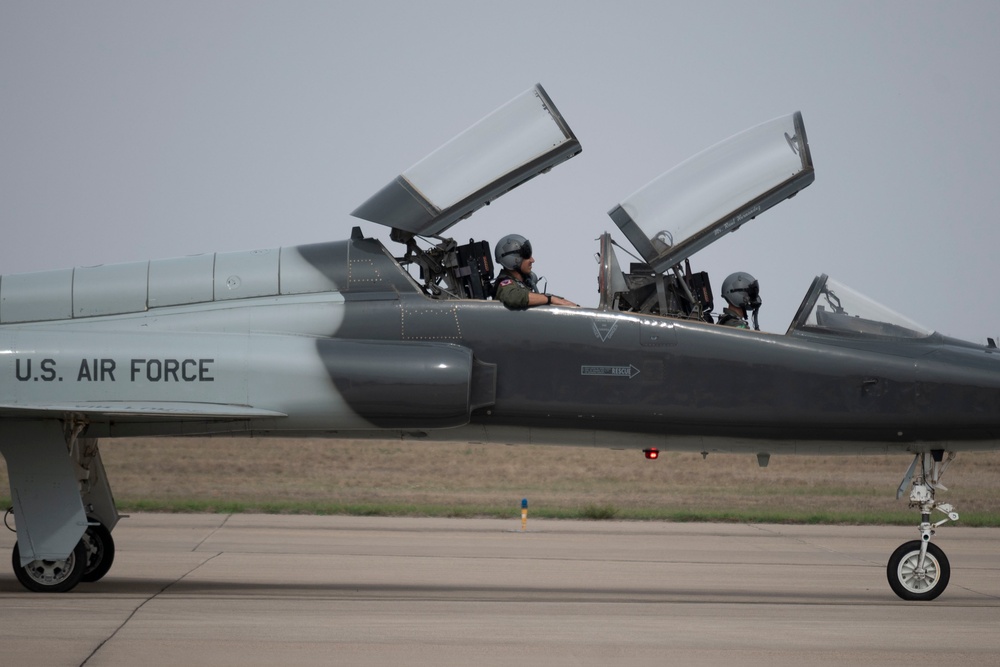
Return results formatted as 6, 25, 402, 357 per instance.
498, 278, 513, 287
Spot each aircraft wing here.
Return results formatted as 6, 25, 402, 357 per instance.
0, 401, 287, 420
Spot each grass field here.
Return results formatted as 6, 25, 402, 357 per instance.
5, 437, 997, 525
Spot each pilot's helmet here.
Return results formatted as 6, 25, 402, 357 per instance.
721, 272, 761, 309
495, 234, 533, 271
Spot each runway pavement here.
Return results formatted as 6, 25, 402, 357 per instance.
1, 514, 998, 666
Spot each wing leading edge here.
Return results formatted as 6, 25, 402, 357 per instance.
0, 401, 287, 420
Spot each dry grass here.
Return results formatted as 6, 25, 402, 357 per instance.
3, 437, 995, 523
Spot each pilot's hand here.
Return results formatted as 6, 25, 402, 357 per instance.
528, 292, 578, 308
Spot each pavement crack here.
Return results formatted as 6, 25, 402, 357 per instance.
193, 513, 234, 552
79, 552, 223, 667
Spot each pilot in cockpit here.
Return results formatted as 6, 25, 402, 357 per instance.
492, 234, 578, 310
718, 272, 762, 330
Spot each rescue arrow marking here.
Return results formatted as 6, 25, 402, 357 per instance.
581, 364, 640, 379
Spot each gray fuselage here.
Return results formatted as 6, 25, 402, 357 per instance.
2, 235, 999, 456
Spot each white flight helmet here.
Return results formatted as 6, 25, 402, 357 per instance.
721, 272, 761, 310
495, 234, 532, 271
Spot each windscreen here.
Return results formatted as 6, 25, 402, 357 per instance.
791, 276, 933, 339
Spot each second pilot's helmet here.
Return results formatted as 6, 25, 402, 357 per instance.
495, 234, 533, 271
721, 272, 761, 309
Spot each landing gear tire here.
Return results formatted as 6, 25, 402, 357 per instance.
81, 522, 115, 583
12, 540, 88, 593
887, 540, 950, 601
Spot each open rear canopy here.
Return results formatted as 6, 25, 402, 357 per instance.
352, 84, 581, 238
609, 112, 813, 273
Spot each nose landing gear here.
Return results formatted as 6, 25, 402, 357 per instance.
887, 450, 959, 601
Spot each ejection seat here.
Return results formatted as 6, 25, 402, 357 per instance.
597, 232, 714, 322
453, 239, 494, 300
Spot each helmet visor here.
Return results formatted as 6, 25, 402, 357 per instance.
501, 240, 532, 262
745, 281, 761, 307
728, 280, 761, 308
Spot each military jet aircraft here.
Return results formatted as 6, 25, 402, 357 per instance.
1, 84, 997, 600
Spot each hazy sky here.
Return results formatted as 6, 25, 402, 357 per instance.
2, 1, 999, 342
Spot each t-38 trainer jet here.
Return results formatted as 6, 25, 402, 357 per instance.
1, 85, 996, 600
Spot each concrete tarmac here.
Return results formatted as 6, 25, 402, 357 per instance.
1, 514, 998, 666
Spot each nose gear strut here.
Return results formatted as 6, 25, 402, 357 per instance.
887, 450, 959, 601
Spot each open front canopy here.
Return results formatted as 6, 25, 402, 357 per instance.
352, 84, 581, 238
609, 112, 814, 273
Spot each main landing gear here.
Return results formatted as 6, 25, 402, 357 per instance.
887, 450, 959, 601
2, 421, 120, 593
10, 535, 88, 593
80, 521, 116, 583
5, 514, 116, 593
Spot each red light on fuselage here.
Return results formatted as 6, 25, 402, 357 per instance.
643, 448, 659, 460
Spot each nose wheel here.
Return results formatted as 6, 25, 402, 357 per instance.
887, 540, 950, 601
887, 451, 959, 601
